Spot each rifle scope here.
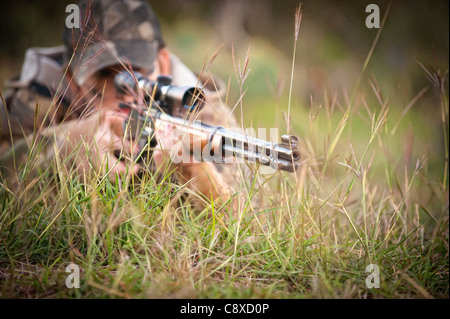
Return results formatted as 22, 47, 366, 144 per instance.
114, 71, 205, 115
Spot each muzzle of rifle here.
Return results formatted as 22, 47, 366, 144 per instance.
218, 130, 301, 172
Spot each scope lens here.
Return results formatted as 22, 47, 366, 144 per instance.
183, 88, 204, 111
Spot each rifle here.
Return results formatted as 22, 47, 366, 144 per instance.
114, 71, 300, 173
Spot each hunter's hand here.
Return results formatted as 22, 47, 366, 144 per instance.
152, 123, 233, 207
52, 109, 141, 179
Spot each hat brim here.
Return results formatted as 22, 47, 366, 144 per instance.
71, 40, 159, 86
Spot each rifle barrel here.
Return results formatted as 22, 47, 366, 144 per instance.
144, 110, 300, 173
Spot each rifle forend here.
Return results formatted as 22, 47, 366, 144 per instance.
143, 109, 301, 173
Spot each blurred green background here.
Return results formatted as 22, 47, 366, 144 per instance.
0, 0, 448, 180
1, 1, 448, 104
1, 0, 448, 100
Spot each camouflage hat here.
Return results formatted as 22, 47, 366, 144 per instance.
63, 0, 165, 86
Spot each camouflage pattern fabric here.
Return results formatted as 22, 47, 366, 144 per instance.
63, 0, 165, 86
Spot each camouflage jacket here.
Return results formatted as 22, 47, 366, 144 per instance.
0, 46, 239, 195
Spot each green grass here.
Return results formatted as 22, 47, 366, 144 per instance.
0, 143, 447, 299
1, 77, 448, 300
0, 5, 449, 299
